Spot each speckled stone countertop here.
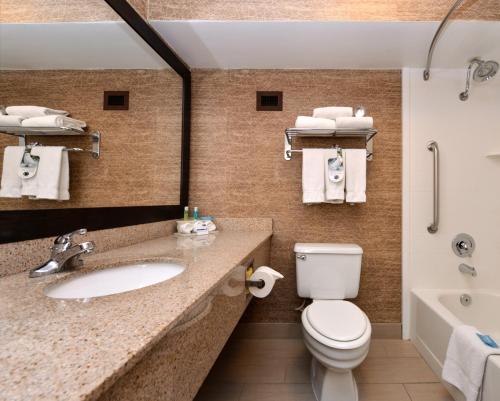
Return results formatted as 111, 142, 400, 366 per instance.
0, 227, 272, 401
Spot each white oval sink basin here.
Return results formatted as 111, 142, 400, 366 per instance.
44, 262, 185, 299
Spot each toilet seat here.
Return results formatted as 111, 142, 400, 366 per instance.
302, 300, 371, 350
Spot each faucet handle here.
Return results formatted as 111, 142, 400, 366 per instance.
54, 228, 87, 245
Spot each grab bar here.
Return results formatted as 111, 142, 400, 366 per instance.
427, 141, 439, 233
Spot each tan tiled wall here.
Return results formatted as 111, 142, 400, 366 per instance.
0, 0, 148, 22
190, 69, 402, 323
2, 0, 498, 22
149, 0, 500, 21
0, 69, 182, 209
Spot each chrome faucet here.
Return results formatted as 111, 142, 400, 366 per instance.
458, 263, 477, 277
29, 229, 95, 278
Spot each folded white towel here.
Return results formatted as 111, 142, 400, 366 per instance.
345, 149, 366, 203
302, 149, 326, 204
0, 115, 25, 127
295, 116, 336, 129
336, 116, 373, 129
0, 146, 25, 198
6, 106, 68, 118
313, 107, 353, 120
324, 148, 344, 203
29, 147, 69, 200
442, 325, 500, 401
22, 115, 86, 130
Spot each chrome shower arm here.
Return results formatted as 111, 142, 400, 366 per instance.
423, 0, 468, 81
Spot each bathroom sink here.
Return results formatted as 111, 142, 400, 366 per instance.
44, 262, 185, 299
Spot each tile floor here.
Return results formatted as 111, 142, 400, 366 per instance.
194, 338, 453, 401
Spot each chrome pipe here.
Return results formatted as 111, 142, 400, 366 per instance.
427, 141, 439, 234
423, 0, 468, 81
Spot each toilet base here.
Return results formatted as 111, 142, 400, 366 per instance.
310, 357, 358, 401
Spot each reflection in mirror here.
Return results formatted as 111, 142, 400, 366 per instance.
0, 1, 183, 210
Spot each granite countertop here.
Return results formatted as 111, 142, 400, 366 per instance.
0, 228, 272, 401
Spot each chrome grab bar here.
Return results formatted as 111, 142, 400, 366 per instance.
427, 141, 439, 233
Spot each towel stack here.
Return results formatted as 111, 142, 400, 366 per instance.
302, 148, 366, 204
0, 146, 70, 201
295, 106, 373, 130
0, 105, 86, 131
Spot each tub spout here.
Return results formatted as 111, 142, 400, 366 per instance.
458, 263, 477, 277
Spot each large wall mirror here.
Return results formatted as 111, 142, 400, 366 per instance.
0, 0, 190, 243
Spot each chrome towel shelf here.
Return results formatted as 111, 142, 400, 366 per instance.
284, 128, 377, 161
0, 127, 101, 159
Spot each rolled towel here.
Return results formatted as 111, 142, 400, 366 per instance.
313, 107, 353, 119
0, 115, 25, 127
336, 116, 373, 129
295, 116, 336, 130
6, 106, 68, 118
22, 115, 86, 130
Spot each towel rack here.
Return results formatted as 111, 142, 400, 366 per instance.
0, 127, 101, 159
284, 128, 377, 161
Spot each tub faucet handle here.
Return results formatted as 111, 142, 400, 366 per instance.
452, 233, 475, 257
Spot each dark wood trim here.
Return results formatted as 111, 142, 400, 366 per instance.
0, 0, 191, 244
0, 206, 183, 244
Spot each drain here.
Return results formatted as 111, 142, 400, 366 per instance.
460, 293, 472, 306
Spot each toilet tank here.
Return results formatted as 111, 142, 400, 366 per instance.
294, 243, 363, 299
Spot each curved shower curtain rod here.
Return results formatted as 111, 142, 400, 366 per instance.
423, 0, 468, 81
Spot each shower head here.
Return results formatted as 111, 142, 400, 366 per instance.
473, 59, 499, 82
459, 58, 498, 101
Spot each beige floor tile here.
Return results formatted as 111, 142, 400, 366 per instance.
354, 358, 439, 384
404, 383, 454, 401
206, 358, 287, 384
193, 383, 243, 401
358, 383, 411, 401
285, 358, 311, 383
381, 340, 420, 358
222, 339, 309, 361
239, 383, 316, 401
367, 340, 388, 358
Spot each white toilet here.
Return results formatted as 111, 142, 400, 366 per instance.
294, 243, 371, 401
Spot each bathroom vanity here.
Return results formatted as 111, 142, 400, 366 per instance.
0, 221, 272, 401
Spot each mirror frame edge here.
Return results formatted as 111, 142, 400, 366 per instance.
0, 0, 191, 244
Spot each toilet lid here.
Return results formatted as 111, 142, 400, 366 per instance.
306, 300, 367, 342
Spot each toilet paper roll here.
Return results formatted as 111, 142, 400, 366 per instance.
248, 266, 284, 298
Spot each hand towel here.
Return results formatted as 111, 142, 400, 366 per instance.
6, 106, 68, 118
313, 107, 353, 119
324, 148, 344, 203
345, 149, 366, 203
30, 147, 69, 200
302, 149, 325, 204
0, 146, 25, 198
0, 115, 25, 127
336, 116, 373, 129
22, 115, 86, 130
442, 325, 500, 401
295, 116, 336, 129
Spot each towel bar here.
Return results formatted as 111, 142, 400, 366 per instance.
284, 128, 377, 161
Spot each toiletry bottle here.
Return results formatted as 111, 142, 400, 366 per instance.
183, 206, 189, 220
193, 207, 199, 220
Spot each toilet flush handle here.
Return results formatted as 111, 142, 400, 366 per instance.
297, 254, 307, 260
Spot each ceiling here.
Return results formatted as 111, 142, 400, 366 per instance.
0, 20, 499, 70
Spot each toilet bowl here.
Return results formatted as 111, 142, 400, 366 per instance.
294, 243, 371, 401
301, 300, 371, 401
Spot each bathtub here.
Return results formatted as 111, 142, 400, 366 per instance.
411, 289, 500, 401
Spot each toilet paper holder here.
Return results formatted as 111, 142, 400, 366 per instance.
246, 279, 265, 289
